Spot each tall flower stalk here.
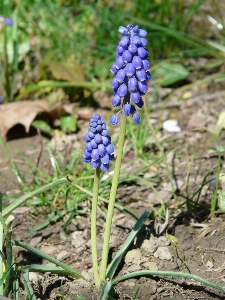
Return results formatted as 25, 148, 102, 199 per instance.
83, 24, 151, 286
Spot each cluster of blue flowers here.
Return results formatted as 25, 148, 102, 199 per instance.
110, 24, 151, 125
83, 114, 114, 172
83, 25, 150, 172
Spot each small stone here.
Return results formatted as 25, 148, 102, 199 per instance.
125, 249, 142, 266
29, 272, 42, 283
206, 260, 214, 268
162, 120, 181, 132
141, 239, 158, 254
142, 261, 158, 270
126, 264, 142, 273
59, 231, 67, 241
30, 234, 42, 247
41, 245, 58, 255
154, 246, 172, 260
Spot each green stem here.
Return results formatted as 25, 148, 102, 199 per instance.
91, 166, 101, 287
100, 113, 127, 281
112, 270, 225, 292
4, 224, 13, 297
0, 192, 3, 295
3, 25, 10, 102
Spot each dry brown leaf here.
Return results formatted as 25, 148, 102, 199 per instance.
0, 100, 50, 138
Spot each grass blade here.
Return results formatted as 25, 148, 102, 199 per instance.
12, 240, 84, 279
21, 266, 36, 300
112, 270, 225, 292
2, 178, 67, 217
98, 280, 113, 300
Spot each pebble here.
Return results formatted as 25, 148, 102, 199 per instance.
154, 246, 172, 260
141, 238, 158, 254
125, 249, 142, 266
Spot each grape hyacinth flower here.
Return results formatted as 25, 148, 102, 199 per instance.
83, 114, 114, 172
110, 24, 151, 125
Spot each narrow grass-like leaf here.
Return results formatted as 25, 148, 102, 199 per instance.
0, 137, 25, 187
112, 270, 225, 292
18, 80, 111, 99
2, 177, 67, 217
18, 151, 51, 179
21, 266, 36, 300
69, 180, 139, 221
133, 288, 139, 300
23, 264, 81, 277
98, 280, 113, 300
125, 14, 223, 58
208, 40, 225, 53
28, 210, 63, 232
106, 211, 150, 280
0, 264, 13, 286
12, 240, 84, 279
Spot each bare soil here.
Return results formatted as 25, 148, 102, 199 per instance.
1, 83, 225, 299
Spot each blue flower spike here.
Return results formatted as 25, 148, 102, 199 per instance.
110, 24, 151, 125
83, 114, 114, 172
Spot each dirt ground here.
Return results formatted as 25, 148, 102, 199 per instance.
1, 83, 225, 299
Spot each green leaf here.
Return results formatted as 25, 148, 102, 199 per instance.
60, 115, 77, 132
0, 264, 14, 286
208, 40, 225, 53
2, 178, 67, 217
18, 80, 111, 99
12, 240, 85, 280
112, 270, 225, 292
153, 61, 189, 86
106, 211, 150, 280
98, 280, 113, 300
32, 120, 52, 134
218, 191, 225, 211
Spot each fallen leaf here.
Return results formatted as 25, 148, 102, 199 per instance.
0, 100, 50, 138
0, 100, 79, 138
